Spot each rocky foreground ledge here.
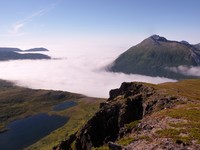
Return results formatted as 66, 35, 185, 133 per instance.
54, 81, 200, 150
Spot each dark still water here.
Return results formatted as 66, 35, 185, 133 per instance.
0, 113, 68, 150
53, 101, 77, 111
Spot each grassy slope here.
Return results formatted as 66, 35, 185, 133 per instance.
154, 79, 200, 144
0, 79, 81, 132
155, 104, 200, 144
156, 79, 200, 100
139, 79, 200, 146
0, 80, 105, 149
95, 79, 200, 149
26, 98, 104, 150
111, 38, 197, 79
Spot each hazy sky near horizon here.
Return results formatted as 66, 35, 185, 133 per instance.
0, 0, 200, 51
0, 0, 199, 97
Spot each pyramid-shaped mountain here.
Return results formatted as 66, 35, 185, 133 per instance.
109, 35, 200, 79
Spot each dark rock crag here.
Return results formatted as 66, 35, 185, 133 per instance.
55, 82, 188, 150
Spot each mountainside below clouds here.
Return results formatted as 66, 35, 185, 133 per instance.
0, 47, 50, 60
55, 79, 200, 150
194, 43, 200, 51
108, 35, 200, 79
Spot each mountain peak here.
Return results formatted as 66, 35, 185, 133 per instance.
180, 40, 190, 45
109, 35, 200, 79
150, 34, 167, 42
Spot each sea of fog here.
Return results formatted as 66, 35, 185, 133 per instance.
0, 48, 176, 98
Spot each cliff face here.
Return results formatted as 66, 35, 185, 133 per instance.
55, 81, 200, 150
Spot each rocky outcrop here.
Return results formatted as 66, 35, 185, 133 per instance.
108, 141, 123, 150
55, 82, 188, 150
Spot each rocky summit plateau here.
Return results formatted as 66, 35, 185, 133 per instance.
108, 35, 200, 79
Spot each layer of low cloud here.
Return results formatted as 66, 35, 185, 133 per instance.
167, 66, 200, 77
0, 50, 176, 98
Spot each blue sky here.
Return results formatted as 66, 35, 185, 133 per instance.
0, 0, 200, 50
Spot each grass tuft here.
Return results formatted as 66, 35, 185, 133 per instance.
116, 136, 135, 146
125, 120, 141, 130
92, 145, 109, 150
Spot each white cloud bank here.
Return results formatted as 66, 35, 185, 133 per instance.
0, 50, 176, 98
167, 66, 200, 77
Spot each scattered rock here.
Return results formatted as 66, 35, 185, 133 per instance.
108, 141, 123, 150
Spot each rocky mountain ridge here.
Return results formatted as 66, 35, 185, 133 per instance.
55, 79, 200, 150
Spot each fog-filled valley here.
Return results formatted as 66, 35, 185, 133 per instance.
0, 48, 175, 98
1, 1, 200, 149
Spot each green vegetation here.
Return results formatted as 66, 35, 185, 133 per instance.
154, 80, 200, 144
125, 120, 141, 130
1, 78, 200, 149
138, 135, 152, 142
110, 36, 199, 79
26, 98, 104, 150
116, 136, 135, 146
92, 145, 109, 150
0, 79, 81, 132
93, 135, 136, 149
156, 128, 181, 139
156, 104, 200, 144
0, 79, 105, 149
157, 79, 200, 100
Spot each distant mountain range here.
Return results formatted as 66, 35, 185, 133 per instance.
23, 47, 49, 52
0, 47, 50, 61
108, 35, 200, 79
0, 47, 49, 52
0, 47, 22, 52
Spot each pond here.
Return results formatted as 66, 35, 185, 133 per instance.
53, 101, 77, 111
0, 113, 68, 150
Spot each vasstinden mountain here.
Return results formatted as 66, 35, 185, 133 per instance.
109, 35, 200, 79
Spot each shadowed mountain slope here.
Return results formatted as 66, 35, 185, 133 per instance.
109, 35, 200, 79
